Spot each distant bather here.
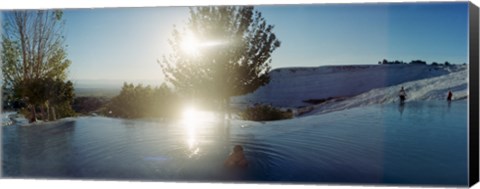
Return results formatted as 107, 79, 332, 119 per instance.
399, 86, 407, 103
447, 91, 453, 101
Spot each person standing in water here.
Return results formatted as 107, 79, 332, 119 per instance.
399, 86, 407, 103
447, 90, 453, 101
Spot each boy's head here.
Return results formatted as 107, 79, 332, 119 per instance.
233, 145, 243, 153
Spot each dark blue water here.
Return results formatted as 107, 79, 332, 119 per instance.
2, 100, 468, 186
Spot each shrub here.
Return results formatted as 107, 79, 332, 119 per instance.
409, 60, 427, 65
105, 83, 181, 119
240, 104, 293, 121
72, 96, 109, 115
378, 59, 406, 64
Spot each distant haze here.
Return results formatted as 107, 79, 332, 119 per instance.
72, 79, 165, 97
72, 79, 165, 89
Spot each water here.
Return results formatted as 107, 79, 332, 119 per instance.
2, 100, 468, 186
1, 112, 16, 126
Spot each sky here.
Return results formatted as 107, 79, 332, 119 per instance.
3, 2, 470, 84
63, 7, 189, 82
256, 3, 468, 66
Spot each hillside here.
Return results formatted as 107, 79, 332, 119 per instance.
303, 69, 467, 116
232, 64, 467, 110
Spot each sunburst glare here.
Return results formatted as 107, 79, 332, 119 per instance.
180, 31, 229, 56
182, 106, 199, 125
181, 105, 216, 126
180, 32, 200, 56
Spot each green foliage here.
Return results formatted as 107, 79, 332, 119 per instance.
54, 80, 76, 118
1, 37, 21, 91
2, 10, 72, 122
105, 83, 181, 119
13, 78, 75, 121
54, 102, 76, 119
160, 6, 281, 112
72, 96, 109, 115
240, 104, 293, 121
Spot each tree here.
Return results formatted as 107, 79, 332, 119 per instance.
2, 10, 72, 122
160, 6, 281, 118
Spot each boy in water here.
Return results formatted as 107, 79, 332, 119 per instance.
224, 145, 248, 168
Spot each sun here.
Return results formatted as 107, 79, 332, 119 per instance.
180, 32, 200, 56
179, 31, 228, 56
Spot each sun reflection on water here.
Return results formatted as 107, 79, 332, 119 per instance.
181, 105, 216, 158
